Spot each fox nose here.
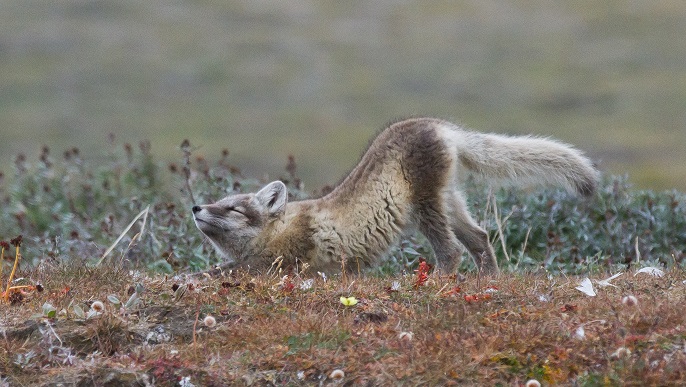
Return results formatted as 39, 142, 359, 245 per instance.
192, 205, 201, 214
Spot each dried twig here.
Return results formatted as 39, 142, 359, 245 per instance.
181, 139, 197, 205
192, 297, 201, 353
97, 205, 150, 266
490, 191, 510, 263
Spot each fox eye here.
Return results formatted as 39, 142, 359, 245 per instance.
226, 206, 246, 216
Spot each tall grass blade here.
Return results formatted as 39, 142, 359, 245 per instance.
97, 205, 150, 266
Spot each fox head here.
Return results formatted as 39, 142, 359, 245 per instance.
192, 181, 288, 262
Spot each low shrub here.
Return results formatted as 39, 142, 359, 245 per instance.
0, 140, 683, 274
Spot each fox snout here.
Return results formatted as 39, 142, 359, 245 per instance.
192, 205, 202, 214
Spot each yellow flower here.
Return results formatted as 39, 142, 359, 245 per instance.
339, 296, 358, 306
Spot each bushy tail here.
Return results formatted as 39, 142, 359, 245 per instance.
454, 131, 600, 196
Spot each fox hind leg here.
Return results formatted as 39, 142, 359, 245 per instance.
415, 200, 464, 274
446, 191, 499, 275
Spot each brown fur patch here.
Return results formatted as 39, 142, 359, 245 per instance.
264, 208, 316, 266
391, 120, 451, 201
576, 177, 597, 197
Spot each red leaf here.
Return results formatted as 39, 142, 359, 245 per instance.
464, 294, 479, 303
560, 304, 578, 312
413, 258, 432, 288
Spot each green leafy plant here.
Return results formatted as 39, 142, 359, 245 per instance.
0, 140, 683, 275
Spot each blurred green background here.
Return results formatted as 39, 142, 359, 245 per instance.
1, 0, 685, 191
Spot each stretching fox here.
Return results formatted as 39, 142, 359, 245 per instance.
192, 118, 599, 275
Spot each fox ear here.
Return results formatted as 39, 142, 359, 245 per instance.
255, 181, 288, 216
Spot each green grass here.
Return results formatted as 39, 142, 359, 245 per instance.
1, 0, 686, 190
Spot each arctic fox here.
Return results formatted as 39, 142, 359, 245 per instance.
192, 118, 599, 275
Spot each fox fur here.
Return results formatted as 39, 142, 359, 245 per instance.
192, 117, 599, 275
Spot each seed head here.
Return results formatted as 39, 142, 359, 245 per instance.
10, 235, 22, 247
611, 347, 632, 359
398, 331, 414, 341
91, 301, 105, 312
203, 315, 217, 328
622, 295, 638, 307
329, 369, 345, 381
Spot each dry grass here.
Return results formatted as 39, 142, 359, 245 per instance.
1, 262, 685, 386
